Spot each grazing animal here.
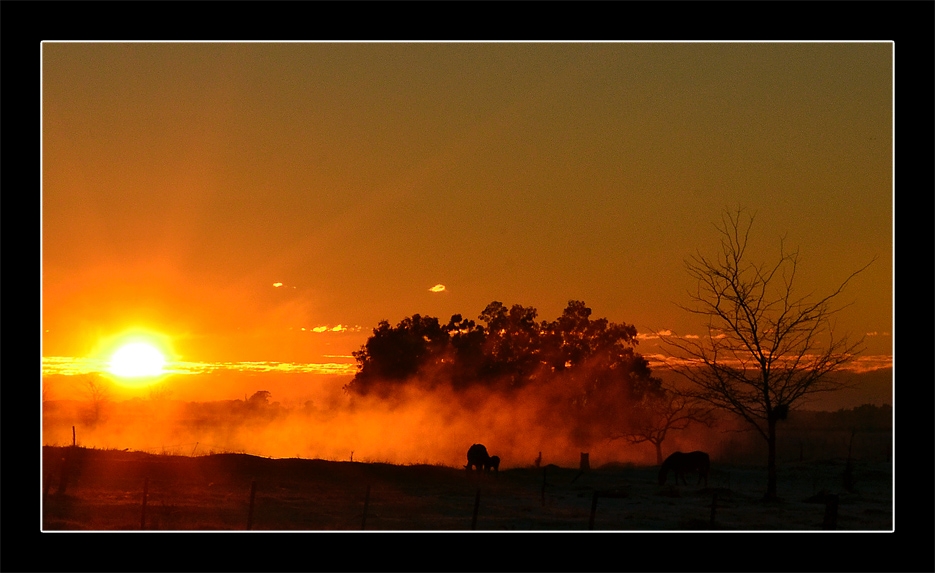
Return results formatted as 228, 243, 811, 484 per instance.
465, 444, 491, 472
487, 455, 500, 473
658, 451, 710, 487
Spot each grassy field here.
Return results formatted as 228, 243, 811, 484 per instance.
41, 446, 892, 531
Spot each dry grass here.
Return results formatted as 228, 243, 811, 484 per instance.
41, 446, 892, 531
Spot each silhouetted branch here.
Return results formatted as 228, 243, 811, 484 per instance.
659, 208, 872, 498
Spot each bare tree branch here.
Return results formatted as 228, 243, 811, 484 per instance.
660, 208, 872, 499
609, 388, 713, 464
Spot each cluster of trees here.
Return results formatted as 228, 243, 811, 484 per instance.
345, 300, 665, 438
787, 404, 892, 431
347, 208, 874, 500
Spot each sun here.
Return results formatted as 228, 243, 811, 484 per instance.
94, 329, 176, 388
108, 341, 167, 378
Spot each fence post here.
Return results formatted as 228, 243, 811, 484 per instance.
589, 490, 599, 530
57, 448, 71, 495
72, 426, 76, 447
361, 485, 371, 530
140, 477, 149, 529
246, 480, 257, 530
541, 467, 547, 507
843, 430, 856, 492
580, 453, 590, 471
471, 488, 481, 530
709, 492, 717, 527
822, 494, 838, 530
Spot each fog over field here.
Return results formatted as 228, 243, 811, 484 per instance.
43, 366, 892, 470
38, 35, 899, 547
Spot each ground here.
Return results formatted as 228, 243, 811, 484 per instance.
41, 446, 892, 531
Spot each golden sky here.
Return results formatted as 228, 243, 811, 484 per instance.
42, 42, 893, 369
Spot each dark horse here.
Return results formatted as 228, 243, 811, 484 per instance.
465, 444, 491, 472
658, 451, 710, 487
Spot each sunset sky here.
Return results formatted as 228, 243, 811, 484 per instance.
42, 42, 893, 400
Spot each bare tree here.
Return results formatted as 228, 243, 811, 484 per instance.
147, 385, 173, 401
76, 373, 112, 425
614, 389, 711, 465
662, 208, 871, 500
43, 379, 54, 404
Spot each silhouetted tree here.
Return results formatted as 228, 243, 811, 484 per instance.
538, 301, 661, 445
345, 300, 662, 426
478, 301, 542, 388
542, 301, 653, 397
346, 314, 450, 396
248, 390, 271, 407
147, 385, 173, 401
662, 208, 871, 500
444, 314, 487, 389
75, 373, 112, 425
540, 301, 635, 370
616, 389, 711, 465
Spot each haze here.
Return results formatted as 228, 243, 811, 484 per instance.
42, 43, 892, 458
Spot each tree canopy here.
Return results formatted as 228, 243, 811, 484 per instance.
344, 301, 661, 413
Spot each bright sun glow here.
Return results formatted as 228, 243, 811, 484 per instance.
108, 342, 167, 378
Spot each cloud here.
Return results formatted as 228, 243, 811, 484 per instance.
309, 324, 363, 334
40, 357, 359, 378
848, 354, 893, 372
645, 353, 893, 375
637, 330, 677, 341
637, 330, 698, 341
429, 284, 446, 293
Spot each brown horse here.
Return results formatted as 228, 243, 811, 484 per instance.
658, 451, 710, 487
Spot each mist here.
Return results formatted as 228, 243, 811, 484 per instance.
44, 374, 703, 468
42, 359, 892, 471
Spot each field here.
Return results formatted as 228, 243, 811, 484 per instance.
41, 446, 892, 531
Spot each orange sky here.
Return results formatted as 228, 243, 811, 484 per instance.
42, 42, 893, 389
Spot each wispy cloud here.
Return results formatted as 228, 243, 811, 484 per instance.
637, 330, 670, 341
848, 355, 894, 373
308, 324, 362, 334
42, 357, 358, 377
41, 356, 109, 376
429, 284, 446, 293
644, 353, 893, 373
638, 330, 700, 341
